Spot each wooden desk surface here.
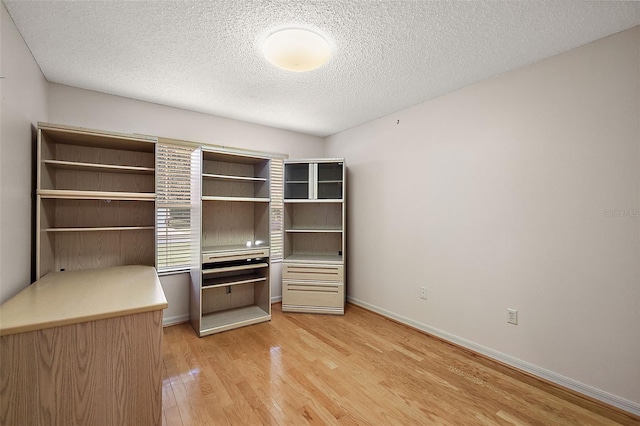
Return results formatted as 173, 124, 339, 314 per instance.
0, 265, 168, 336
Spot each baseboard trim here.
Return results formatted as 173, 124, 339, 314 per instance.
271, 295, 282, 304
347, 296, 640, 418
163, 314, 190, 327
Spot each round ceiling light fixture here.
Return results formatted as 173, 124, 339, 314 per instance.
262, 28, 331, 72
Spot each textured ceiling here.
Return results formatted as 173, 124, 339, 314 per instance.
4, 1, 640, 137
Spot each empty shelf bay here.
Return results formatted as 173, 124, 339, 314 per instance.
202, 196, 270, 202
38, 189, 156, 201
285, 229, 342, 233
202, 273, 267, 288
202, 262, 268, 275
43, 160, 154, 174
202, 173, 267, 182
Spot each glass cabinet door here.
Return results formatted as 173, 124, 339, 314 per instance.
285, 163, 310, 199
317, 162, 343, 199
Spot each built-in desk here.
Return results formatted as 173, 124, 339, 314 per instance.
0, 265, 168, 426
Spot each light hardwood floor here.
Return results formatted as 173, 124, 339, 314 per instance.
162, 303, 639, 425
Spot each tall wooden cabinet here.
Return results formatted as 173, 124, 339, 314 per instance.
282, 159, 346, 314
36, 123, 157, 278
190, 149, 272, 336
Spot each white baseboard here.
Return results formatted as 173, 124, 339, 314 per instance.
347, 296, 640, 417
163, 314, 189, 327
271, 295, 282, 303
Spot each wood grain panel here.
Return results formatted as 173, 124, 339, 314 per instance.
1, 310, 163, 426
201, 200, 255, 247
202, 286, 231, 314
55, 142, 155, 168
288, 232, 342, 257
38, 197, 56, 277
51, 199, 154, 228
202, 159, 254, 178
51, 168, 154, 193
53, 229, 154, 272
229, 282, 256, 309
202, 178, 254, 198
286, 202, 343, 230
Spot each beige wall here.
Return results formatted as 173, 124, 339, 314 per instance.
326, 27, 640, 408
0, 4, 48, 303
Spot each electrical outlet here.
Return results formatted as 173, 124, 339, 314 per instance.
420, 286, 427, 300
507, 308, 518, 325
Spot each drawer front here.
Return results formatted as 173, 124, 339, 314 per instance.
202, 248, 269, 264
283, 281, 344, 309
283, 263, 343, 282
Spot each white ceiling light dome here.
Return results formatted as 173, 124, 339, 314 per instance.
262, 28, 332, 72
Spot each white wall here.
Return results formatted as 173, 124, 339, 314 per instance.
326, 27, 640, 410
0, 4, 48, 303
47, 84, 325, 324
47, 84, 324, 159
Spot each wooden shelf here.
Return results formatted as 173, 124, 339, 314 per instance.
284, 199, 342, 204
202, 196, 270, 202
284, 254, 344, 264
202, 273, 267, 288
38, 189, 155, 201
43, 160, 154, 174
285, 181, 309, 184
39, 123, 156, 152
202, 244, 270, 254
285, 228, 342, 233
199, 305, 270, 336
46, 226, 154, 232
202, 263, 268, 275
318, 180, 343, 184
202, 173, 267, 182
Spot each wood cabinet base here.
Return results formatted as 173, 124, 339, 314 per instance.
0, 310, 163, 426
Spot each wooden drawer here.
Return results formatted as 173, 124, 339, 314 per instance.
202, 247, 269, 264
283, 263, 343, 282
283, 281, 344, 309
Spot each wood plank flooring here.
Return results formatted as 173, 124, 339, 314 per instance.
162, 303, 639, 425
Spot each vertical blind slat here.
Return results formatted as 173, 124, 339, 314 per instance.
270, 158, 284, 261
156, 143, 197, 271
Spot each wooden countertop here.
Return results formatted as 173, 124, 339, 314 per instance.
0, 265, 168, 336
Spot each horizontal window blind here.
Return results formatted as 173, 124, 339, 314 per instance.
156, 143, 197, 272
270, 157, 284, 261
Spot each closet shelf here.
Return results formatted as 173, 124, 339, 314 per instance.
202, 196, 270, 202
38, 189, 155, 201
43, 160, 154, 174
200, 305, 270, 335
202, 262, 268, 275
46, 226, 154, 232
284, 199, 342, 204
284, 254, 344, 264
202, 173, 267, 182
285, 228, 342, 233
202, 273, 267, 288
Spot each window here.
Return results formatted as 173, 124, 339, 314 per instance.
156, 142, 198, 273
270, 157, 284, 261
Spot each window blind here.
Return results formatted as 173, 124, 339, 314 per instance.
156, 143, 197, 273
270, 157, 284, 261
